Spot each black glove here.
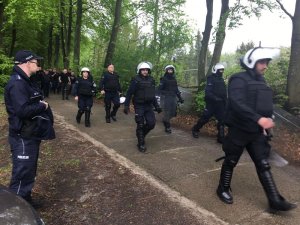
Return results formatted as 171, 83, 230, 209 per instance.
155, 107, 162, 113
123, 106, 129, 114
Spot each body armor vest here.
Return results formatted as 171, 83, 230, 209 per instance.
104, 73, 119, 91
134, 75, 156, 104
161, 76, 178, 96
78, 78, 93, 96
225, 71, 273, 132
210, 74, 227, 98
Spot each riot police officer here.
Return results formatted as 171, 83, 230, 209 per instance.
74, 67, 96, 127
59, 68, 71, 100
158, 65, 184, 133
99, 64, 122, 123
192, 63, 227, 143
216, 47, 296, 211
123, 62, 162, 152
5, 50, 55, 206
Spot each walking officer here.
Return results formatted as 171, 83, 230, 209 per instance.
59, 68, 71, 100
99, 64, 122, 123
123, 62, 162, 152
192, 63, 227, 143
158, 65, 184, 133
74, 67, 97, 127
5, 50, 55, 207
216, 47, 296, 211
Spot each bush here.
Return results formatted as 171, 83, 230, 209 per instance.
194, 82, 206, 113
0, 75, 10, 94
0, 52, 13, 94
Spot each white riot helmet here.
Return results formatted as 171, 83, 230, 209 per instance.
137, 62, 152, 74
165, 65, 176, 72
81, 67, 90, 72
241, 47, 280, 69
212, 63, 225, 73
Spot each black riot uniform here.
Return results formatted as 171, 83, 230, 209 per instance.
192, 65, 227, 143
59, 69, 71, 100
74, 69, 96, 127
99, 67, 122, 123
216, 47, 296, 211
124, 62, 161, 152
158, 65, 183, 133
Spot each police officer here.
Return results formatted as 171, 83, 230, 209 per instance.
74, 67, 96, 127
4, 50, 55, 206
158, 65, 184, 133
99, 64, 122, 123
192, 63, 227, 143
123, 62, 162, 152
59, 68, 71, 100
216, 47, 296, 211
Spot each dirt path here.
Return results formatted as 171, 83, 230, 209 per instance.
0, 104, 223, 225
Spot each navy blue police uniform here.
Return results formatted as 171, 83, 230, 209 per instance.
74, 75, 96, 127
5, 65, 55, 202
192, 71, 227, 143
99, 71, 122, 122
124, 74, 161, 152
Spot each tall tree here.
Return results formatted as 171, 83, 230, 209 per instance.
197, 0, 213, 89
104, 0, 123, 68
60, 0, 68, 68
276, 0, 300, 109
0, 0, 5, 50
73, 0, 82, 73
207, 0, 229, 76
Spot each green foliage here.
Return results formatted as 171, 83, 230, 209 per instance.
194, 82, 206, 113
264, 47, 290, 107
0, 52, 12, 94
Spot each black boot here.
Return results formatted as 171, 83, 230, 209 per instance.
163, 121, 172, 134
105, 105, 111, 123
137, 124, 146, 152
216, 164, 233, 204
76, 110, 84, 123
105, 109, 111, 123
85, 110, 91, 127
217, 124, 225, 144
110, 105, 119, 121
192, 126, 199, 138
258, 169, 296, 211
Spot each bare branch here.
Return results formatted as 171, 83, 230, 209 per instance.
275, 0, 293, 20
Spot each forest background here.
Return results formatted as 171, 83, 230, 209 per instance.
0, 0, 299, 113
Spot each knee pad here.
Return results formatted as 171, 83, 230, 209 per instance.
256, 159, 271, 173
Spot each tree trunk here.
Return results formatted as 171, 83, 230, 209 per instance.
66, 0, 73, 61
9, 24, 16, 57
47, 21, 54, 67
197, 0, 213, 90
287, 0, 300, 109
103, 0, 123, 68
207, 0, 229, 76
54, 34, 60, 68
0, 0, 5, 50
73, 0, 82, 73
60, 0, 68, 68
152, 0, 159, 50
